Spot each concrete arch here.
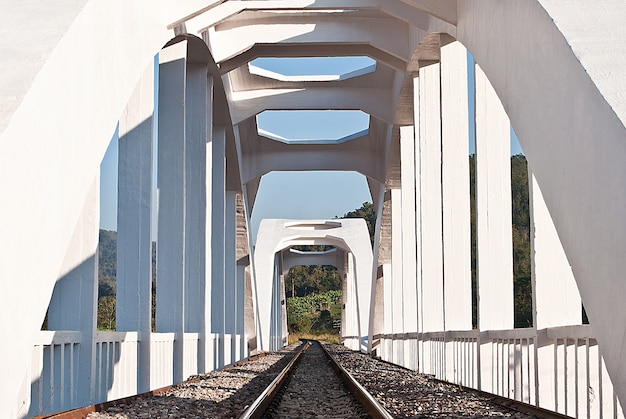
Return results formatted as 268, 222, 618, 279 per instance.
252, 219, 373, 352
453, 0, 626, 402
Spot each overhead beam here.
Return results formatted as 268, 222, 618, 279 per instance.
180, 0, 430, 34
219, 43, 408, 75
208, 17, 412, 66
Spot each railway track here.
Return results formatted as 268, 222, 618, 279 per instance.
240, 340, 391, 418
38, 340, 574, 419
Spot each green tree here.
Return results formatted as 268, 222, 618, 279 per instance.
469, 154, 532, 328
340, 201, 376, 246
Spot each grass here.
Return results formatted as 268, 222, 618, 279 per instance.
288, 331, 340, 345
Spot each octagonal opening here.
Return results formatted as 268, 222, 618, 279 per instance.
249, 56, 376, 82
257, 110, 369, 144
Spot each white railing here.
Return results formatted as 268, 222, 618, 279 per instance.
27, 331, 82, 417
149, 332, 176, 390
375, 326, 624, 419
94, 331, 139, 402
183, 333, 199, 380
25, 331, 247, 418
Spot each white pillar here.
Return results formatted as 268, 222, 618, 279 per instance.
412, 73, 424, 373
441, 40, 472, 331
382, 262, 393, 361
203, 77, 214, 371
183, 62, 208, 377
530, 171, 582, 328
211, 127, 226, 367
530, 170, 582, 410
116, 61, 154, 393
418, 62, 444, 335
345, 252, 360, 351
156, 41, 187, 384
474, 63, 514, 330
47, 176, 99, 408
400, 124, 418, 370
474, 63, 513, 393
391, 187, 404, 365
224, 190, 237, 364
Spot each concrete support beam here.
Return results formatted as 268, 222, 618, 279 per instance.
183, 62, 208, 377
400, 125, 418, 370
530, 170, 582, 410
418, 62, 444, 334
530, 170, 582, 329
412, 73, 424, 373
440, 40, 472, 331
210, 127, 227, 367
203, 77, 215, 371
474, 63, 513, 394
46, 177, 99, 409
224, 190, 237, 364
390, 187, 404, 365
156, 41, 188, 384
116, 62, 155, 393
474, 63, 513, 331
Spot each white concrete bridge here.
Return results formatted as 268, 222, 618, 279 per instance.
2, 1, 626, 417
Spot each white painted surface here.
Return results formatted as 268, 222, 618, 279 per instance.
3, 0, 626, 414
458, 1, 626, 405
530, 172, 582, 330
440, 41, 472, 331
418, 62, 444, 333
0, 2, 169, 414
210, 128, 227, 367
156, 41, 187, 384
117, 63, 154, 393
254, 219, 373, 351
183, 62, 208, 375
399, 124, 418, 367
474, 64, 513, 331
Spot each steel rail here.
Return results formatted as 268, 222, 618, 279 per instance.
238, 340, 311, 419
318, 342, 394, 419
33, 351, 269, 419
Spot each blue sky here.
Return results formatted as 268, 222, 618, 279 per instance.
99, 55, 523, 236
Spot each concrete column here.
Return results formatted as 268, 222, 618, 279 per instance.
412, 73, 424, 373
382, 262, 393, 361
530, 170, 582, 328
236, 260, 247, 359
400, 124, 418, 370
203, 77, 214, 371
345, 252, 360, 351
441, 40, 472, 332
156, 41, 187, 384
224, 191, 235, 334
418, 62, 444, 334
530, 170, 582, 409
116, 61, 154, 393
224, 190, 237, 364
474, 63, 513, 393
391, 187, 404, 365
183, 63, 208, 377
270, 254, 282, 350
210, 127, 226, 367
47, 176, 99, 408
474, 63, 514, 330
